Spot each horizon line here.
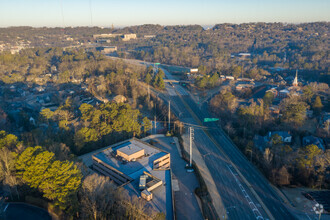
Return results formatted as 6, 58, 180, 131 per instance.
0, 21, 329, 29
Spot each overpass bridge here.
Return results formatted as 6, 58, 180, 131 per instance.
164, 79, 191, 84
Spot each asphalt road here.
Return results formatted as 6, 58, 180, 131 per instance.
162, 67, 296, 220
105, 57, 305, 219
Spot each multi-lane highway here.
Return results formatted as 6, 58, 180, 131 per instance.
162, 67, 296, 220
106, 56, 308, 219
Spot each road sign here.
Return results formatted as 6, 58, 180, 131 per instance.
204, 118, 219, 122
154, 63, 160, 65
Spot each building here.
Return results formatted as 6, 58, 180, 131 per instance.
100, 46, 117, 54
302, 136, 325, 151
265, 88, 278, 98
81, 137, 173, 218
254, 131, 292, 152
122, 34, 137, 41
235, 81, 255, 91
189, 68, 198, 73
278, 89, 290, 99
92, 138, 170, 185
268, 131, 292, 143
112, 95, 127, 104
238, 52, 251, 58
97, 39, 111, 44
93, 33, 121, 39
144, 35, 156, 38
225, 76, 235, 80
292, 69, 299, 87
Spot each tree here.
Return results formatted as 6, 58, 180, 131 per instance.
152, 73, 165, 90
39, 160, 82, 212
0, 148, 19, 200
0, 131, 19, 150
280, 96, 308, 127
39, 108, 54, 123
296, 144, 322, 170
15, 146, 44, 178
263, 91, 274, 106
79, 173, 118, 220
79, 103, 94, 122
312, 96, 323, 115
157, 69, 165, 78
210, 91, 237, 113
15, 147, 82, 212
21, 151, 55, 188
142, 117, 152, 135
231, 65, 242, 78
302, 86, 314, 103
276, 166, 291, 186
195, 76, 208, 89
145, 73, 152, 85
208, 73, 219, 88
74, 127, 99, 152
270, 134, 283, 146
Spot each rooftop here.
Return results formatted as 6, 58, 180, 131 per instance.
117, 143, 143, 156
93, 138, 168, 179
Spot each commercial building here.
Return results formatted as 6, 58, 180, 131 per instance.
80, 137, 173, 218
93, 33, 121, 39
100, 46, 117, 54
122, 34, 137, 41
92, 138, 170, 185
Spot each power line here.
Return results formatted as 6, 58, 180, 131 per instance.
89, 0, 93, 26
59, 0, 65, 27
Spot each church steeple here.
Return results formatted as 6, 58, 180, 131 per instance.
293, 69, 298, 86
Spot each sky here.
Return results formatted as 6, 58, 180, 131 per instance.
0, 0, 329, 27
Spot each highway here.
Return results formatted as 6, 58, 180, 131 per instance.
162, 67, 296, 220
106, 56, 301, 219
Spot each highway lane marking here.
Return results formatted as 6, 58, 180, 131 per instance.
175, 87, 274, 220
227, 165, 264, 220
305, 213, 312, 220
3, 203, 9, 212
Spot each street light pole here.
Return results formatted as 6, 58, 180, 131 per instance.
168, 101, 171, 132
189, 127, 194, 167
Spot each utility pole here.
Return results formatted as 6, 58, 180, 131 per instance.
189, 127, 194, 167
168, 101, 171, 132
154, 116, 157, 134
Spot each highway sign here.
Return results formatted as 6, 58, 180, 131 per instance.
204, 118, 219, 122
154, 63, 160, 65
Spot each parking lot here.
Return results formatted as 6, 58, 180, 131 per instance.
148, 136, 203, 220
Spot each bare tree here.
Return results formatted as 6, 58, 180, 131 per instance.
276, 166, 291, 186
79, 173, 118, 220
0, 148, 19, 200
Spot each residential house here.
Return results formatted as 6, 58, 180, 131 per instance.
268, 131, 292, 144
302, 136, 325, 151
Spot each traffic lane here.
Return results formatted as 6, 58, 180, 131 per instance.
177, 100, 268, 219
181, 117, 253, 219
170, 96, 192, 119
192, 126, 264, 219
210, 129, 294, 219
181, 95, 294, 219
183, 96, 292, 208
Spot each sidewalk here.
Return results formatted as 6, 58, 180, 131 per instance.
182, 133, 227, 219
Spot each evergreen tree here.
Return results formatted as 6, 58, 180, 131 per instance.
313, 96, 323, 115
145, 73, 152, 85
